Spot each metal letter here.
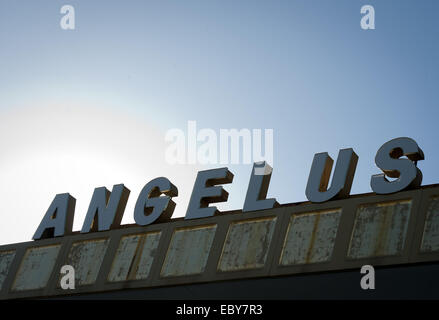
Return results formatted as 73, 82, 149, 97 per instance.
305, 148, 358, 203
243, 161, 278, 212
33, 193, 76, 240
81, 184, 130, 233
134, 177, 178, 226
185, 167, 234, 219
371, 137, 424, 194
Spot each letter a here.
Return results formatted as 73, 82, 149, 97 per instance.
60, 265, 75, 290
60, 5, 75, 30
33, 193, 76, 240
360, 265, 375, 290
361, 5, 375, 30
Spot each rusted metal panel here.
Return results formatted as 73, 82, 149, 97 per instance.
218, 217, 277, 272
348, 200, 412, 258
421, 196, 439, 252
280, 209, 341, 265
66, 239, 109, 286
108, 232, 161, 282
0, 251, 15, 290
12, 245, 60, 291
161, 225, 216, 277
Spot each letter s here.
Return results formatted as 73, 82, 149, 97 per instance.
371, 137, 424, 194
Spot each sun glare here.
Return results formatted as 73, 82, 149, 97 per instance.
0, 104, 202, 245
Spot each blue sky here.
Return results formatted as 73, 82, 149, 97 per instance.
0, 1, 438, 244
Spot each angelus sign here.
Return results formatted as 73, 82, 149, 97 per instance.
33, 137, 424, 240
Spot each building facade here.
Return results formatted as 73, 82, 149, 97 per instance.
1, 184, 439, 299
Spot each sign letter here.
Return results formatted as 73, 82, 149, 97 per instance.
185, 168, 234, 219
134, 177, 178, 226
371, 137, 424, 194
33, 193, 76, 240
81, 184, 130, 233
243, 161, 278, 212
306, 148, 358, 203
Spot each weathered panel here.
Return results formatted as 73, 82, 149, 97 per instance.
421, 196, 439, 252
348, 200, 412, 258
108, 232, 161, 282
161, 225, 216, 277
218, 217, 277, 272
280, 209, 341, 265
0, 251, 16, 290
66, 239, 109, 286
12, 245, 60, 291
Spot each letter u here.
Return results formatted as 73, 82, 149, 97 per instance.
305, 148, 358, 203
